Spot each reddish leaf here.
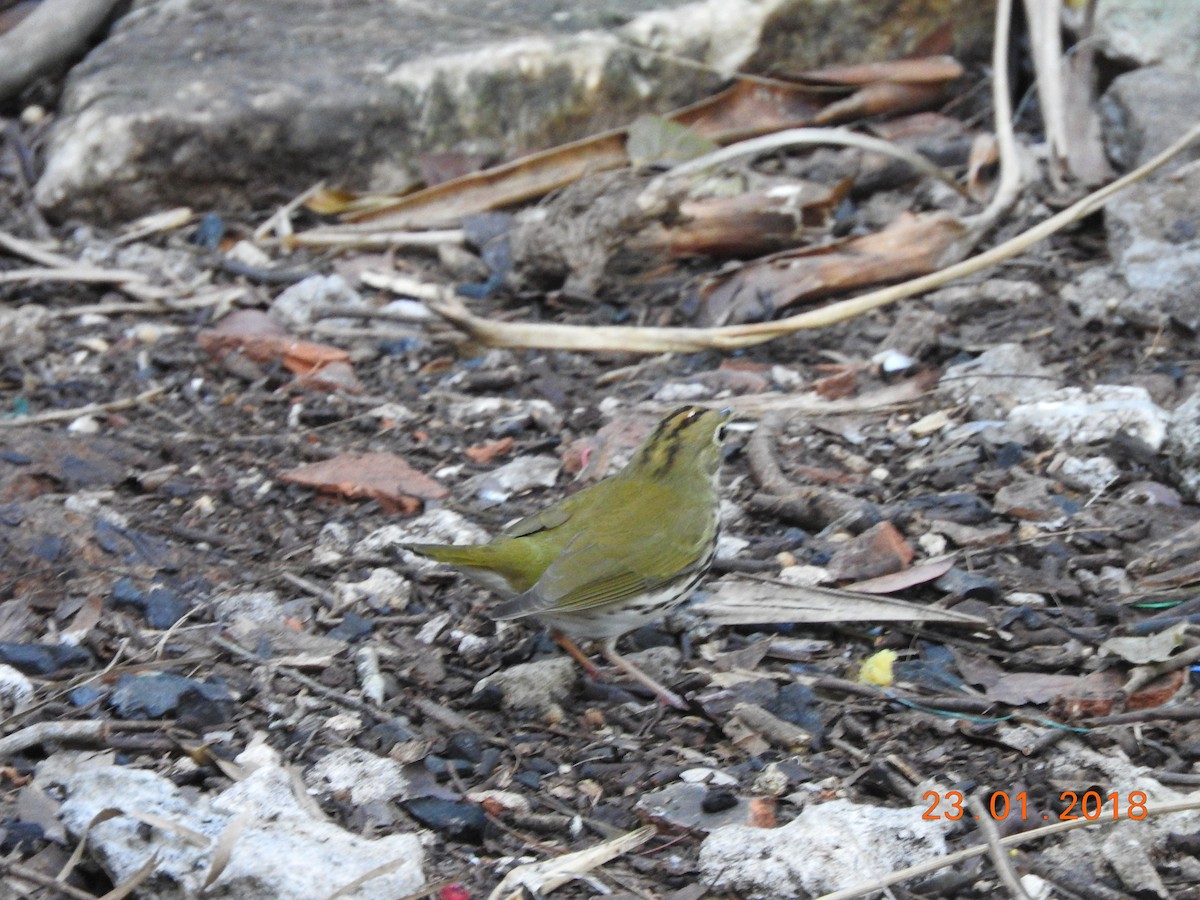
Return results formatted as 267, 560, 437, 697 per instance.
464, 437, 514, 465
197, 309, 358, 392
281, 453, 448, 515
812, 367, 858, 400
1126, 670, 1186, 711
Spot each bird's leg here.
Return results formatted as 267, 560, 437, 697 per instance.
599, 638, 688, 710
552, 632, 689, 709
551, 631, 604, 679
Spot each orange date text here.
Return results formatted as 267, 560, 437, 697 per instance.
921, 789, 1149, 822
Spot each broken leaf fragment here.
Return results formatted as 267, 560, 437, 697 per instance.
281, 453, 448, 515
626, 114, 719, 167
197, 309, 361, 392
1100, 622, 1189, 665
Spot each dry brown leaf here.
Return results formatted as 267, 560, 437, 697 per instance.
815, 80, 954, 125
304, 187, 364, 215
812, 367, 858, 400
280, 452, 448, 515
982, 669, 1124, 714
984, 671, 1084, 705
693, 211, 967, 326
649, 176, 853, 259
785, 56, 965, 87
197, 309, 358, 390
304, 59, 962, 233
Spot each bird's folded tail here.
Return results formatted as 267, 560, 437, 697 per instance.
404, 542, 527, 597
404, 542, 489, 567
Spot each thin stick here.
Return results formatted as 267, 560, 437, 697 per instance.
0, 229, 168, 302
253, 180, 327, 242
968, 793, 1031, 900
641, 126, 970, 205
42, 286, 246, 320
0, 266, 150, 285
0, 229, 73, 267
0, 860, 99, 900
0, 720, 168, 758
0, 386, 166, 427
283, 227, 465, 250
1122, 641, 1200, 696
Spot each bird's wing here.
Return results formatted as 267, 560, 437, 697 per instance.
492, 524, 704, 619
501, 476, 626, 538
501, 494, 576, 537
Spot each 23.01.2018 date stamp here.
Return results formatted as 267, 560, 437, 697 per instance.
922, 790, 1149, 822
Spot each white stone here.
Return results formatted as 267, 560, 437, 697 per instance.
700, 797, 949, 898
306, 748, 413, 806
50, 764, 424, 899
476, 656, 577, 717
336, 567, 412, 611
272, 275, 367, 328
653, 382, 712, 403
1053, 455, 1121, 493
470, 454, 560, 506
0, 664, 33, 714
776, 565, 832, 587
1008, 385, 1168, 450
1005, 591, 1048, 608
938, 343, 1059, 418
358, 509, 491, 558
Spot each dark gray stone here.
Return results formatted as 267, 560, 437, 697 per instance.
1104, 159, 1200, 330
1101, 66, 1200, 171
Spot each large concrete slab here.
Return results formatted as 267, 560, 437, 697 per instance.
35, 0, 993, 222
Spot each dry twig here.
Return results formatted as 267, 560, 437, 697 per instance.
968, 792, 1032, 900
0, 386, 167, 427
0, 860, 98, 900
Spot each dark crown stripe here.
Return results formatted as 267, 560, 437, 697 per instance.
646, 407, 706, 478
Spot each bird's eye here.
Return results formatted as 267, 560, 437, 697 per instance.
716, 424, 728, 441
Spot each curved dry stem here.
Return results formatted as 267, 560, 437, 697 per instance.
423, 118, 1200, 354
968, 0, 1024, 237
640, 126, 971, 210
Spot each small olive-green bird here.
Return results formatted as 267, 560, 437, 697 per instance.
407, 405, 731, 708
